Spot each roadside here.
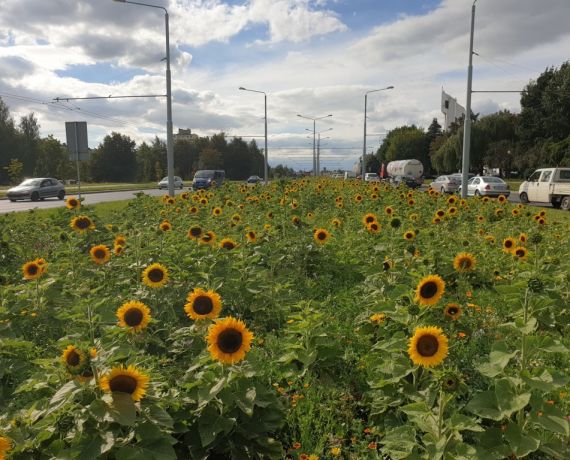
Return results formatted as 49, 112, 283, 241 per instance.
0, 182, 156, 200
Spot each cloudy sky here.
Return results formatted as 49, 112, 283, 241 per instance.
1, 0, 569, 171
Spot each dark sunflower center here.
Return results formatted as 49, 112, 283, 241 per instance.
148, 268, 164, 283
248, 232, 255, 239
193, 296, 214, 315
459, 258, 472, 269
406, 233, 413, 239
190, 227, 202, 237
202, 234, 212, 242
505, 241, 513, 248
516, 249, 525, 257
109, 375, 137, 394
370, 224, 378, 230
76, 218, 90, 229
27, 264, 38, 275
69, 199, 77, 206
317, 232, 327, 240
94, 249, 106, 259
222, 241, 235, 249
124, 308, 143, 326
383, 261, 391, 271
420, 281, 438, 299
448, 307, 459, 315
417, 334, 439, 357
366, 216, 374, 223
67, 350, 81, 366
437, 211, 444, 217
217, 328, 243, 354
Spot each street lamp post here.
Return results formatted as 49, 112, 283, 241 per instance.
113, 0, 175, 196
363, 86, 393, 180
297, 114, 332, 176
460, 0, 477, 199
317, 134, 331, 175
239, 87, 268, 184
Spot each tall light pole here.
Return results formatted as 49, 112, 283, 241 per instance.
461, 0, 477, 198
316, 128, 332, 176
113, 0, 175, 196
239, 87, 268, 184
297, 114, 332, 176
363, 86, 393, 180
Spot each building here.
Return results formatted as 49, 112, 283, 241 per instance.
174, 128, 199, 143
441, 89, 466, 131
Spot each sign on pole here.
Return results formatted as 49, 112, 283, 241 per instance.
65, 121, 89, 200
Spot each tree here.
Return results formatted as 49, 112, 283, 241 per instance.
364, 154, 381, 174
0, 98, 18, 184
3, 159, 24, 184
174, 139, 199, 179
376, 125, 429, 170
89, 132, 137, 182
34, 136, 73, 179
18, 113, 41, 176
198, 148, 223, 170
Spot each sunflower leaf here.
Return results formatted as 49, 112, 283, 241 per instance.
108, 392, 137, 426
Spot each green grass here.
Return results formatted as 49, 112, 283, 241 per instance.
0, 182, 156, 199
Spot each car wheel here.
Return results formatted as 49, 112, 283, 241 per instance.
57, 190, 65, 200
560, 196, 570, 211
474, 189, 480, 196
519, 192, 529, 204
9, 199, 16, 202
31, 191, 40, 202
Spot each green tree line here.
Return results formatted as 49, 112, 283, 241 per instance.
373, 61, 570, 178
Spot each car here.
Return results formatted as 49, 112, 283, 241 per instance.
246, 175, 263, 184
364, 173, 380, 182
192, 170, 225, 190
430, 175, 461, 193
390, 175, 421, 189
6, 178, 66, 202
158, 176, 184, 190
518, 167, 570, 209
458, 176, 510, 197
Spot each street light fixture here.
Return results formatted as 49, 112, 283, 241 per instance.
316, 128, 333, 176
363, 86, 393, 180
239, 87, 268, 184
113, 0, 175, 196
297, 114, 332, 176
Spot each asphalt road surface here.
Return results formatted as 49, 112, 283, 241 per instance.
0, 189, 181, 214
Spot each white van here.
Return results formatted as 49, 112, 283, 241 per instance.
518, 167, 570, 210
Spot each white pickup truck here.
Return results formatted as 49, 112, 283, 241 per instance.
518, 167, 570, 210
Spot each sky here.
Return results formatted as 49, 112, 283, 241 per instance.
1, 0, 570, 172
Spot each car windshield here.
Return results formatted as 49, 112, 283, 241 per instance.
19, 179, 42, 186
483, 177, 505, 183
195, 171, 214, 179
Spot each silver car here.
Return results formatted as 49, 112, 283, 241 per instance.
459, 176, 510, 197
430, 175, 461, 193
158, 176, 184, 190
6, 178, 66, 202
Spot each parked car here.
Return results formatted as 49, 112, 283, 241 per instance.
246, 175, 263, 184
192, 170, 225, 190
390, 175, 421, 189
364, 173, 380, 182
157, 176, 184, 190
458, 176, 510, 197
6, 178, 65, 202
518, 167, 570, 209
430, 175, 461, 193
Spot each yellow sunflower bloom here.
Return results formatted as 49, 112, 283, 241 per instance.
62, 345, 86, 372
22, 260, 42, 280
65, 196, 81, 210
367, 221, 381, 234
403, 230, 416, 240
114, 235, 127, 247
206, 317, 254, 364
453, 252, 476, 273
502, 237, 516, 253
245, 230, 257, 243
513, 246, 528, 260
117, 301, 151, 332
200, 231, 217, 245
185, 288, 222, 320
408, 326, 448, 367
89, 245, 111, 265
70, 215, 95, 233
0, 436, 12, 459
362, 213, 377, 226
220, 238, 238, 250
313, 228, 331, 245
100, 365, 149, 401
159, 221, 172, 232
444, 303, 462, 320
414, 275, 445, 306
142, 263, 169, 288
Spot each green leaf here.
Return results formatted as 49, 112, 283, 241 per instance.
108, 392, 137, 426
504, 423, 540, 457
521, 369, 569, 392
382, 425, 417, 460
447, 414, 484, 432
198, 406, 236, 447
495, 379, 531, 418
47, 380, 81, 415
530, 405, 570, 436
477, 342, 517, 378
116, 438, 177, 460
147, 403, 174, 428
235, 386, 256, 416
466, 390, 502, 421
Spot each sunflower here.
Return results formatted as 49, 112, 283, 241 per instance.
537, 217, 546, 225
142, 263, 169, 288
382, 258, 394, 271
331, 218, 342, 228
62, 345, 86, 372
114, 235, 127, 247
414, 275, 445, 306
447, 195, 457, 205
476, 215, 485, 222
408, 326, 449, 367
367, 222, 381, 234
362, 213, 377, 226
453, 252, 476, 273
511, 208, 520, 217
495, 208, 504, 217
65, 196, 81, 210
447, 206, 458, 216
370, 313, 386, 324
384, 206, 394, 216
336, 201, 344, 209
206, 317, 254, 364
513, 246, 528, 259
88, 244, 110, 265
435, 209, 445, 218
444, 303, 462, 320
291, 216, 301, 226
185, 288, 222, 320
188, 225, 203, 240
212, 207, 223, 216
159, 221, 172, 232
403, 230, 415, 240
100, 365, 149, 402
432, 217, 441, 224
0, 436, 11, 459
502, 237, 516, 253
313, 228, 331, 245
189, 206, 199, 214
245, 230, 257, 243
200, 197, 209, 205
117, 301, 151, 332
354, 194, 363, 203
390, 217, 401, 229
441, 373, 460, 392
22, 260, 42, 280
518, 233, 527, 244
220, 238, 238, 250
114, 244, 125, 255
70, 215, 95, 233
180, 191, 190, 200
497, 194, 507, 203
200, 230, 217, 245
231, 213, 242, 223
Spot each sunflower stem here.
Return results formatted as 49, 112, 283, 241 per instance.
437, 388, 446, 440
517, 288, 530, 427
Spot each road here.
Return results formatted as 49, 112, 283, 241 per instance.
0, 189, 180, 214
